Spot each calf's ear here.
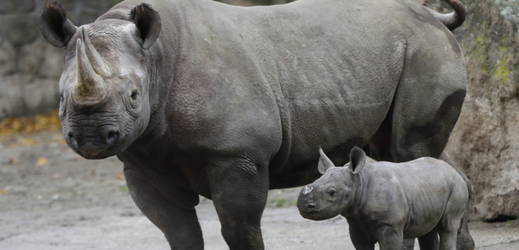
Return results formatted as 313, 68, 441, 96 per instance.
349, 146, 366, 174
40, 2, 77, 48
318, 147, 335, 174
130, 3, 161, 49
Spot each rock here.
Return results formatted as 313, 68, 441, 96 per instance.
37, 44, 64, 79
0, 14, 38, 46
0, 75, 27, 119
56, 0, 79, 12
0, 37, 16, 76
0, 0, 124, 119
18, 39, 46, 80
0, 0, 35, 14
23, 79, 60, 116
426, 0, 519, 221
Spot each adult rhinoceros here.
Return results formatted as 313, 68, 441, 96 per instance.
40, 0, 471, 249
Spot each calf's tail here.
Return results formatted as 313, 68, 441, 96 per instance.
425, 0, 467, 31
439, 152, 472, 201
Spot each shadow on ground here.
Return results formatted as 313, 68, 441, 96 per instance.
1, 131, 518, 249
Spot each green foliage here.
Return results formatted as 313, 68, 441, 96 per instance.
495, 47, 511, 82
270, 198, 297, 207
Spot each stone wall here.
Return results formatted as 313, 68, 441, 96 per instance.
0, 0, 290, 120
422, 0, 519, 221
0, 0, 122, 120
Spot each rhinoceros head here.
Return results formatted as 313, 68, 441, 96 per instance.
40, 2, 161, 159
297, 147, 366, 220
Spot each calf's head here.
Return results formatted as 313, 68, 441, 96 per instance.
297, 147, 367, 220
40, 2, 161, 159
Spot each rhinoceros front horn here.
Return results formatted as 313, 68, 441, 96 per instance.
72, 27, 111, 105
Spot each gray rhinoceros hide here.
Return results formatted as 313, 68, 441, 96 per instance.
298, 147, 471, 250
39, 0, 469, 249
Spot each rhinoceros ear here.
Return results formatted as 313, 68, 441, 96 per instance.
318, 147, 335, 174
130, 3, 161, 50
349, 146, 366, 175
40, 2, 77, 48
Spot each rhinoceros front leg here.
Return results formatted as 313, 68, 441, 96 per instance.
348, 224, 375, 250
124, 166, 204, 250
207, 157, 269, 250
376, 225, 404, 250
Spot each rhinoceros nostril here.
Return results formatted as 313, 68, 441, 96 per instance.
68, 132, 78, 148
306, 203, 316, 210
106, 131, 119, 146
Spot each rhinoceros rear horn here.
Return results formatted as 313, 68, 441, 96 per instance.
349, 146, 367, 175
40, 2, 77, 48
130, 3, 161, 50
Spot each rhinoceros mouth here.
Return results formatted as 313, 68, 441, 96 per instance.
76, 146, 116, 159
298, 203, 323, 216
67, 139, 118, 159
299, 210, 327, 221
83, 148, 105, 156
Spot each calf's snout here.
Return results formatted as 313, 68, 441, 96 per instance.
297, 185, 318, 213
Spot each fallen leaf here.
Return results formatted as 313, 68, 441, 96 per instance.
115, 172, 125, 180
36, 157, 48, 166
0, 110, 61, 136
0, 186, 11, 194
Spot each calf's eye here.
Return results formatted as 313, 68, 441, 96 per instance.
131, 90, 138, 100
328, 189, 336, 197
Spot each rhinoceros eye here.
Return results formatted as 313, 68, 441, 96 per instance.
328, 189, 336, 197
131, 90, 138, 100
60, 94, 64, 103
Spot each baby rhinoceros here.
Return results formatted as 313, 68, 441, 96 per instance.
297, 147, 470, 250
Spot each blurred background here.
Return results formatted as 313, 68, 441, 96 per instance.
0, 0, 518, 224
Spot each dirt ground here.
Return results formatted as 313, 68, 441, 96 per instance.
1, 131, 519, 249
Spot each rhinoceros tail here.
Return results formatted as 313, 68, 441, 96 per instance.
425, 0, 466, 31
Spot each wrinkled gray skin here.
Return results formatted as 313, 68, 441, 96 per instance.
298, 147, 470, 250
40, 0, 469, 249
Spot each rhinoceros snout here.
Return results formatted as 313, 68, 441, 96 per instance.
67, 126, 120, 157
297, 185, 318, 213
303, 202, 316, 211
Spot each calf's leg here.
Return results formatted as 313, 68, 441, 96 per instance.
348, 224, 375, 250
439, 152, 475, 250
418, 229, 439, 250
438, 221, 460, 250
376, 225, 404, 250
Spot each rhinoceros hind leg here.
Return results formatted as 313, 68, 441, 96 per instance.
456, 217, 475, 250
437, 219, 461, 250
390, 89, 465, 162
